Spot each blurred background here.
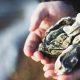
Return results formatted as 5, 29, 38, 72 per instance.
0, 0, 53, 80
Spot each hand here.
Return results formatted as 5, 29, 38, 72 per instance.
43, 63, 80, 80
23, 1, 75, 64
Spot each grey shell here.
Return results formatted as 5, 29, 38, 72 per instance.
38, 13, 80, 74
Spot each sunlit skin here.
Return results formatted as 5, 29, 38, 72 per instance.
23, 1, 80, 80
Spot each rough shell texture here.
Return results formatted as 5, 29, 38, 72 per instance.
38, 13, 80, 74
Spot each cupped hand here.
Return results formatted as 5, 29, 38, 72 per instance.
23, 1, 75, 65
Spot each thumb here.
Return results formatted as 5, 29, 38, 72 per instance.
29, 6, 48, 31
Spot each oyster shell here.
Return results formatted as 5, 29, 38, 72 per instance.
38, 13, 80, 74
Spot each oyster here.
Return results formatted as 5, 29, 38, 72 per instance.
38, 13, 80, 74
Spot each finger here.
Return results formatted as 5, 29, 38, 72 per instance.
33, 51, 44, 60
43, 63, 54, 71
31, 56, 40, 62
31, 51, 44, 62
29, 4, 48, 31
23, 32, 41, 57
41, 57, 51, 65
34, 27, 46, 39
44, 70, 58, 79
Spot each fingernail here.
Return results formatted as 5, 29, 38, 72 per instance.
57, 77, 61, 80
34, 51, 44, 59
24, 47, 33, 57
44, 72, 50, 78
43, 66, 47, 71
29, 27, 33, 31
29, 22, 36, 31
29, 26, 34, 31
43, 63, 54, 71
31, 56, 40, 62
